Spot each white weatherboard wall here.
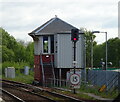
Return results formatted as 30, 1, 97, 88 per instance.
54, 34, 84, 68
34, 37, 42, 55
57, 34, 72, 68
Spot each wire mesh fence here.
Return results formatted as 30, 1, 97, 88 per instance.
87, 70, 120, 92
45, 69, 120, 92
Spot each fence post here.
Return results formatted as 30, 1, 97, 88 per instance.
118, 72, 120, 91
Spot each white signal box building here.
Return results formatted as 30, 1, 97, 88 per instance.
29, 16, 85, 85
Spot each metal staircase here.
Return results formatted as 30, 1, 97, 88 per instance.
40, 54, 55, 86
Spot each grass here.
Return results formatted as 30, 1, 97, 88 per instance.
54, 83, 119, 100
2, 71, 34, 84
1, 61, 34, 84
78, 83, 119, 99
54, 89, 97, 101
2, 61, 30, 74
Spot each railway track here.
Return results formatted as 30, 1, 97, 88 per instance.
1, 80, 55, 102
1, 88, 25, 102
1, 79, 85, 102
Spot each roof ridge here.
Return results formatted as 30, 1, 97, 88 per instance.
57, 17, 77, 29
35, 17, 56, 34
29, 17, 78, 36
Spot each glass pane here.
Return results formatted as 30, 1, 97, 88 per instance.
50, 36, 54, 53
43, 36, 48, 53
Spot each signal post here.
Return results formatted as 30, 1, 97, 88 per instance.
71, 29, 79, 94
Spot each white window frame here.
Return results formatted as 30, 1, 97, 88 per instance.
42, 36, 51, 54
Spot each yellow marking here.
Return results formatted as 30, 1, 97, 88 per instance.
99, 85, 106, 92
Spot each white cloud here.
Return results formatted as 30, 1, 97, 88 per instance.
0, 0, 119, 43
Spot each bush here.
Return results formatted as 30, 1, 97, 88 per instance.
2, 61, 30, 74
2, 70, 34, 84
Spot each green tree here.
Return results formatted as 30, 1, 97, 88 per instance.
80, 28, 96, 67
1, 28, 16, 62
26, 42, 34, 67
93, 44, 104, 67
1, 27, 34, 68
93, 37, 120, 68
14, 42, 26, 62
2, 46, 15, 62
107, 38, 120, 67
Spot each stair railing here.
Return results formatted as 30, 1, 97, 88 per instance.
40, 53, 45, 86
51, 54, 55, 86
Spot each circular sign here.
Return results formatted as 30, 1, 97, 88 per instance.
70, 74, 80, 85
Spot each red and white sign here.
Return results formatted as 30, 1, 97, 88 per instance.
67, 69, 81, 88
70, 73, 80, 86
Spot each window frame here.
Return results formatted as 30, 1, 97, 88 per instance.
42, 36, 54, 54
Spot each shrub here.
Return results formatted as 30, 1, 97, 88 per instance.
2, 61, 30, 74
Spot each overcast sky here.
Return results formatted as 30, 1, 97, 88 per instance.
0, 0, 119, 44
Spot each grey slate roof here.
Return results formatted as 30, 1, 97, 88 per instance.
29, 17, 78, 36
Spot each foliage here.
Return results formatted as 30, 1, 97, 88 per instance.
93, 44, 104, 67
2, 46, 15, 62
80, 28, 96, 67
2, 71, 34, 84
1, 27, 34, 67
93, 37, 120, 67
26, 42, 34, 66
2, 61, 30, 74
107, 38, 120, 67
54, 87, 97, 100
79, 84, 119, 99
80, 28, 120, 68
2, 61, 30, 69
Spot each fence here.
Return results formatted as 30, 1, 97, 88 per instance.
45, 69, 120, 92
87, 70, 120, 91
45, 78, 70, 87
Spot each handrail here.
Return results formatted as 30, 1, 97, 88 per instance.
50, 55, 55, 86
40, 54, 45, 86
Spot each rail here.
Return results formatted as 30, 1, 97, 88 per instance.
0, 88, 25, 102
1, 79, 85, 102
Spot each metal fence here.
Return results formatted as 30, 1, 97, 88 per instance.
45, 78, 69, 87
87, 70, 120, 91
45, 69, 120, 92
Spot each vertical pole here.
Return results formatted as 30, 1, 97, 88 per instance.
105, 32, 108, 90
84, 37, 86, 83
59, 68, 61, 87
105, 32, 107, 70
91, 36, 93, 69
73, 42, 76, 94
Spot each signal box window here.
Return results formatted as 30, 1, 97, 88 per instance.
43, 36, 48, 53
50, 36, 54, 53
